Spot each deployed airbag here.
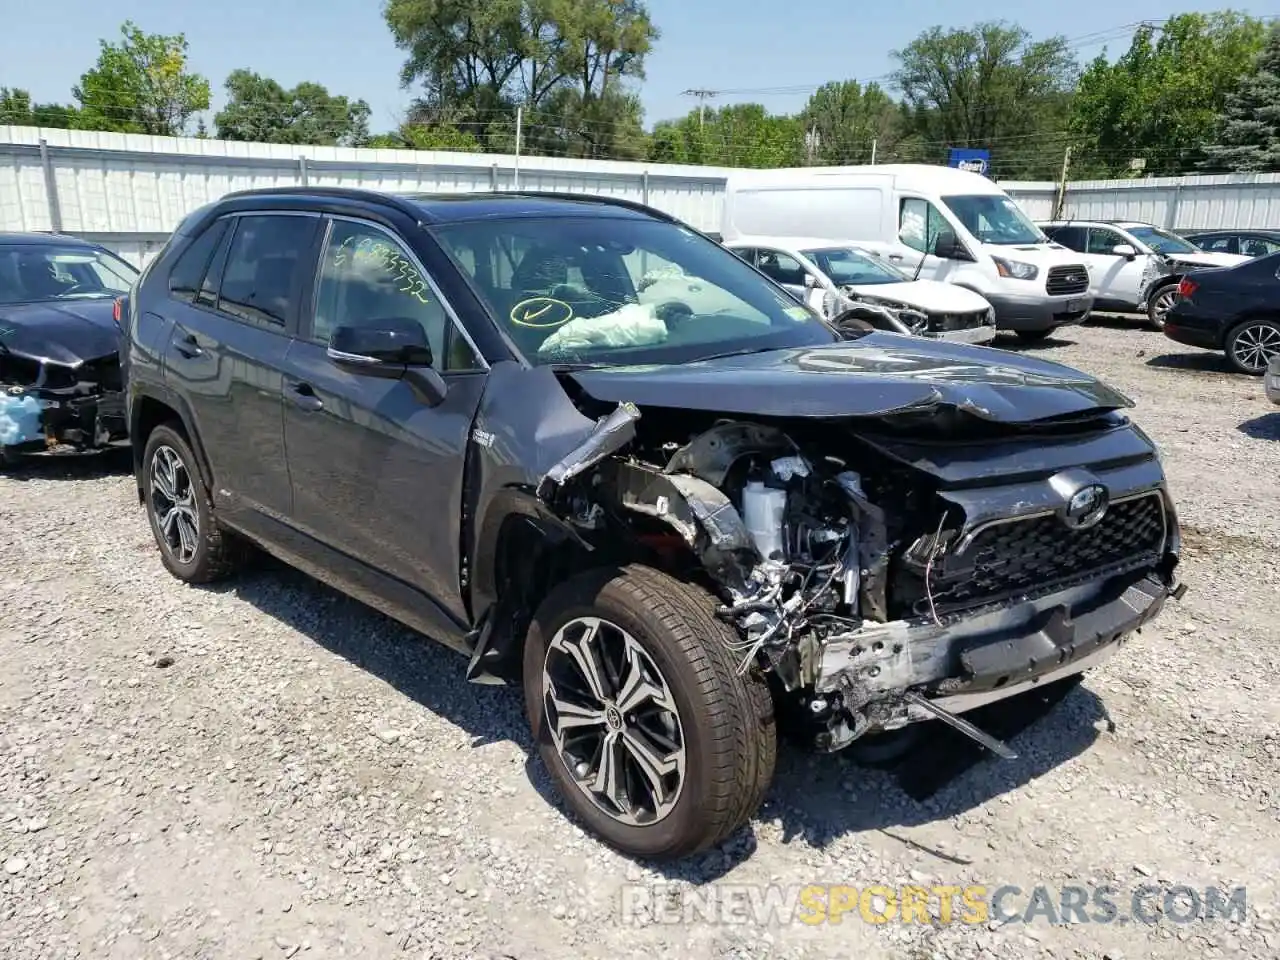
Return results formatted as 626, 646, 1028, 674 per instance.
538, 302, 669, 355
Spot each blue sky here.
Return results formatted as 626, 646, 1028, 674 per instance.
2, 0, 1278, 133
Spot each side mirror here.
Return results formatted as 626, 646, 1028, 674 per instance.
931, 229, 969, 260
803, 273, 819, 290
1112, 243, 1138, 260
327, 321, 448, 407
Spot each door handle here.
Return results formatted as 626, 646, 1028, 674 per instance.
285, 381, 324, 412
173, 332, 203, 358
888, 253, 905, 262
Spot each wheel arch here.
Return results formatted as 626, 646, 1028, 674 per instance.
129, 385, 214, 502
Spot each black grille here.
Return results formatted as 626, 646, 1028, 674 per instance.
1046, 264, 1089, 296
892, 493, 1166, 617
930, 310, 991, 332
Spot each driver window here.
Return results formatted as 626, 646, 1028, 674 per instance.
312, 220, 478, 370
898, 198, 947, 254
1086, 228, 1125, 255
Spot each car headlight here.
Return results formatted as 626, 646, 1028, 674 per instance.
992, 257, 1039, 281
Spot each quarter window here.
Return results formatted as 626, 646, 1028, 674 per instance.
217, 215, 315, 327
312, 220, 478, 371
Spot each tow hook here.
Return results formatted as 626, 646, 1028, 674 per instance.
902, 690, 1018, 760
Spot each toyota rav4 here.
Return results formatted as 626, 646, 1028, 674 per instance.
123, 188, 1184, 860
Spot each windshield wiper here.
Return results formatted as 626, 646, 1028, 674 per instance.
694, 346, 781, 362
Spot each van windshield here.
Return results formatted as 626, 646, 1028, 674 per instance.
433, 216, 839, 367
941, 195, 1046, 246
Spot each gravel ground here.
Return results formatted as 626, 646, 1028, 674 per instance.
2, 317, 1278, 960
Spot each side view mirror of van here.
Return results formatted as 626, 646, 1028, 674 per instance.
931, 229, 971, 261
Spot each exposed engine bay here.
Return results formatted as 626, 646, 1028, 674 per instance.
530, 397, 1183, 757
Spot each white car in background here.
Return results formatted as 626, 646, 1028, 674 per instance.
723, 236, 997, 344
1038, 219, 1250, 329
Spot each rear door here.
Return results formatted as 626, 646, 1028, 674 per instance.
163, 212, 321, 531
277, 214, 488, 626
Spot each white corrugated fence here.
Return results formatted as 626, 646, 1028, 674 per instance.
4, 125, 1280, 267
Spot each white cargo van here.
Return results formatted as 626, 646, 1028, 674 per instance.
720, 165, 1094, 341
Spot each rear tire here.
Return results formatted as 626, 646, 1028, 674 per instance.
1224, 318, 1280, 375
142, 423, 244, 583
523, 564, 776, 860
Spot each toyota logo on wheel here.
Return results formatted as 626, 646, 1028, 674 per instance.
1061, 483, 1110, 530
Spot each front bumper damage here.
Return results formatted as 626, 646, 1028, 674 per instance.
810, 570, 1177, 751
0, 354, 127, 459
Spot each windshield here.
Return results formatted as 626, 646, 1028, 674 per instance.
941, 194, 1046, 246
0, 244, 137, 305
1124, 225, 1198, 255
433, 216, 838, 366
802, 247, 906, 286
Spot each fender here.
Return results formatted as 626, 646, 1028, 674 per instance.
127, 379, 217, 498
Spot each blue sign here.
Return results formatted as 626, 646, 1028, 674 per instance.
948, 148, 990, 176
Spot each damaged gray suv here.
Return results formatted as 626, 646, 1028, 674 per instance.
123, 188, 1184, 860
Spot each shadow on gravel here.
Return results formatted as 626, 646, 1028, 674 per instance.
1238, 411, 1280, 440
202, 559, 1110, 884
1145, 351, 1234, 374
1082, 312, 1148, 332
0, 445, 133, 481
996, 332, 1078, 352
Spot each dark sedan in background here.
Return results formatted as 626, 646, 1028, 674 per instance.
0, 232, 138, 459
1181, 229, 1280, 259
1163, 251, 1280, 375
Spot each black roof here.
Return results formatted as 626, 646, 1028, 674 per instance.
219, 187, 674, 225
1181, 228, 1280, 237
0, 231, 103, 246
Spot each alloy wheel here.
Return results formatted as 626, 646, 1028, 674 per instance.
1230, 321, 1280, 374
541, 616, 686, 826
1150, 288, 1179, 328
149, 444, 200, 564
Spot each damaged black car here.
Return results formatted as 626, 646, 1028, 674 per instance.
123, 189, 1184, 860
0, 233, 137, 460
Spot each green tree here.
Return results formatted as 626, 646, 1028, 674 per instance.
798, 80, 900, 165
891, 21, 1077, 178
365, 122, 482, 152
1071, 12, 1267, 177
649, 103, 803, 168
0, 88, 79, 129
73, 21, 210, 135
384, 0, 655, 156
214, 70, 372, 146
1204, 23, 1280, 171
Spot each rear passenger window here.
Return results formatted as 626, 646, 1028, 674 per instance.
217, 215, 315, 327
168, 219, 228, 301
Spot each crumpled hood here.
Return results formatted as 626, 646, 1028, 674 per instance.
567, 333, 1132, 423
845, 280, 992, 315
0, 299, 120, 366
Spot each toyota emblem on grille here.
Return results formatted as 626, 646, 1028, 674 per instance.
1062, 483, 1110, 530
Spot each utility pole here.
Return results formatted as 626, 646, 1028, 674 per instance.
1053, 145, 1072, 220
681, 88, 718, 128
870, 139, 877, 164
513, 106, 523, 190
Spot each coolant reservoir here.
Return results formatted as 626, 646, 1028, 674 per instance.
741, 481, 788, 560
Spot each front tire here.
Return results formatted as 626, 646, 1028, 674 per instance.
1224, 318, 1280, 375
142, 423, 244, 583
1147, 284, 1179, 330
523, 565, 776, 860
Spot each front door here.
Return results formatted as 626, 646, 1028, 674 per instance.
894, 196, 958, 282
278, 215, 487, 626
1084, 226, 1148, 309
163, 212, 320, 530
